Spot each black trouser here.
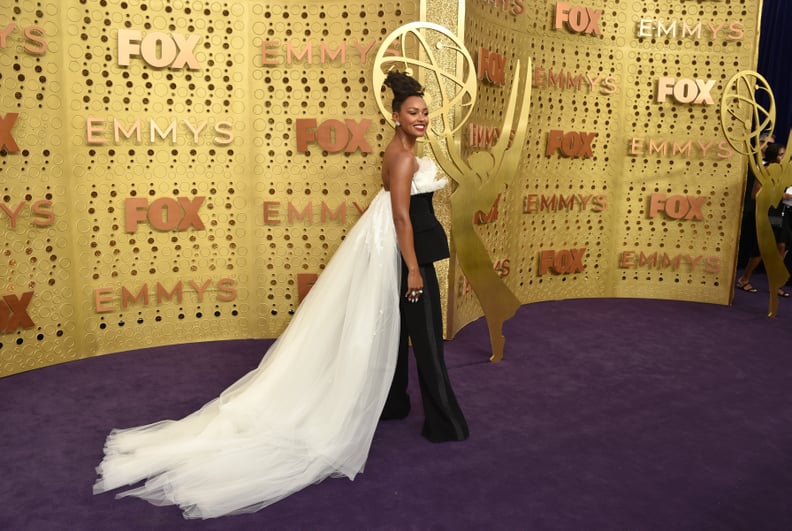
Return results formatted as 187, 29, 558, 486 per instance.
381, 262, 469, 442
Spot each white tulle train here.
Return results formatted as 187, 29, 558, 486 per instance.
94, 189, 401, 519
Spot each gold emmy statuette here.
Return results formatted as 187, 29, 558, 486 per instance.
721, 71, 792, 317
373, 22, 532, 360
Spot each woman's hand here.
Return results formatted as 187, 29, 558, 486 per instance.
405, 269, 424, 303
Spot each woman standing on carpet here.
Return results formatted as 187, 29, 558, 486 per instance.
379, 74, 469, 442
93, 71, 457, 519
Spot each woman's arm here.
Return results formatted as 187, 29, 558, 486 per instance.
388, 153, 424, 301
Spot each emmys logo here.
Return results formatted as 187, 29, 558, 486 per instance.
637, 19, 744, 41
295, 118, 372, 153
657, 77, 716, 105
259, 39, 378, 66
629, 137, 733, 159
523, 193, 607, 213
0, 292, 34, 333
532, 66, 617, 95
0, 112, 19, 153
478, 0, 525, 16
553, 2, 603, 36
539, 248, 587, 275
125, 197, 206, 233
619, 251, 720, 273
262, 200, 367, 226
85, 118, 233, 146
94, 279, 237, 312
648, 194, 707, 221
1, 200, 55, 227
468, 124, 513, 148
117, 29, 201, 70
546, 130, 597, 158
0, 23, 47, 54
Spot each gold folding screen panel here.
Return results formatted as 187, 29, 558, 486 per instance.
0, 1, 763, 376
448, 0, 762, 336
0, 0, 422, 375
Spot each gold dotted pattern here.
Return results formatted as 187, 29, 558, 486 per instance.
0, 0, 75, 374
0, 0, 418, 376
248, 1, 418, 332
448, 0, 759, 334
65, 0, 251, 356
0, 0, 763, 374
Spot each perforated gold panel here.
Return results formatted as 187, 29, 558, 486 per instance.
0, 1, 73, 373
448, 1, 761, 336
0, 0, 419, 376
0, 1, 764, 374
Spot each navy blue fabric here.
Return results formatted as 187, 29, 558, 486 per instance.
759, 0, 792, 144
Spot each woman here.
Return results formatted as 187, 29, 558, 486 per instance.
380, 73, 469, 442
782, 170, 792, 286
93, 71, 455, 518
737, 142, 790, 297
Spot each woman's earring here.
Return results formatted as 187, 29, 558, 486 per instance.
394, 121, 400, 127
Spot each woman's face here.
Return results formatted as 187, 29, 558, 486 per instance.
393, 96, 428, 138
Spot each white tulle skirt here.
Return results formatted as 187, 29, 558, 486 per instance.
94, 189, 401, 519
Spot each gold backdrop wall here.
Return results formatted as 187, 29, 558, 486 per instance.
0, 0, 762, 376
447, 0, 762, 336
0, 0, 421, 376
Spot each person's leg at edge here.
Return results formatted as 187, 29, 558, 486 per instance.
737, 255, 762, 292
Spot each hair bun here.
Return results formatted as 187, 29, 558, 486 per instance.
385, 70, 424, 111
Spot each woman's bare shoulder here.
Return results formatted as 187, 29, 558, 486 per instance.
383, 147, 417, 172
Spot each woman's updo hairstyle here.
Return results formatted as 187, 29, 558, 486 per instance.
384, 70, 425, 112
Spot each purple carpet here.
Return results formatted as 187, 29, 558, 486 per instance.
2, 276, 792, 530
